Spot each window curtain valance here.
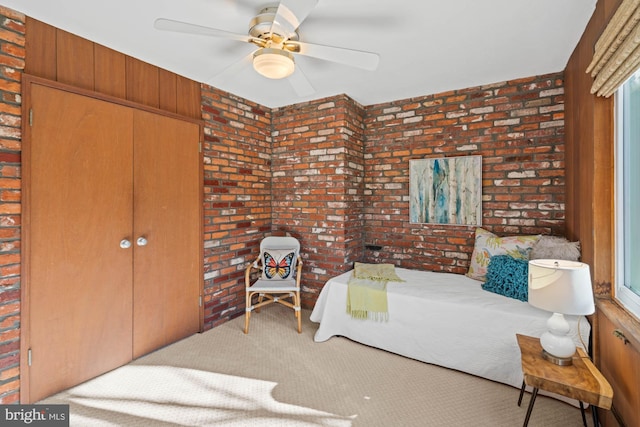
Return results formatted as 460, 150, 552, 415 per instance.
587, 0, 640, 97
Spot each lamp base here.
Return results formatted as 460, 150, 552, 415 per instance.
539, 313, 577, 366
542, 349, 573, 366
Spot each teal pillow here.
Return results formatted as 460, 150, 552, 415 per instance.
482, 255, 529, 301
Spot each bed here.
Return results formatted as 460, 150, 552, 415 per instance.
309, 267, 590, 393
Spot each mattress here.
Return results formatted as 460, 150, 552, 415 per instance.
310, 267, 590, 391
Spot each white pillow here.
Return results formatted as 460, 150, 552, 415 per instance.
530, 236, 581, 261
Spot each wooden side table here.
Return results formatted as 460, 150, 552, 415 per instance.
516, 334, 613, 427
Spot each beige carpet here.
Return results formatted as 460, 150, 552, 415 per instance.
41, 305, 590, 426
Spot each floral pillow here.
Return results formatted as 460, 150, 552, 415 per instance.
466, 228, 540, 282
261, 248, 297, 280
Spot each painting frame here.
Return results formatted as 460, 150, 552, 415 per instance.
409, 155, 482, 226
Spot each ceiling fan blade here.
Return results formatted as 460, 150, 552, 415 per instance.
207, 51, 254, 86
154, 18, 253, 44
270, 0, 319, 36
288, 65, 315, 97
293, 41, 380, 71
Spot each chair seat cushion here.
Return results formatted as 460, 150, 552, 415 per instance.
249, 278, 298, 292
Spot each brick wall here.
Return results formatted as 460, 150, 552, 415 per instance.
271, 95, 367, 307
201, 86, 272, 329
199, 92, 372, 314
0, 6, 24, 404
363, 73, 565, 273
200, 74, 566, 313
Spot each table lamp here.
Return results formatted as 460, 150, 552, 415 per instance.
528, 259, 595, 366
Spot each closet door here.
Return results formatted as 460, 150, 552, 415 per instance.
23, 83, 134, 403
132, 110, 201, 357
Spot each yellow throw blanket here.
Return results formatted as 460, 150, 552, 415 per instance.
346, 263, 404, 321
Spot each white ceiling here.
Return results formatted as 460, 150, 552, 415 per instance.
4, 0, 596, 109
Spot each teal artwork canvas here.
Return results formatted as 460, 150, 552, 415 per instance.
409, 156, 482, 225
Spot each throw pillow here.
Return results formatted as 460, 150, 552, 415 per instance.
482, 255, 529, 301
261, 248, 297, 280
530, 236, 581, 261
466, 227, 540, 282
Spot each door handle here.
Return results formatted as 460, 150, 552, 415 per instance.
613, 329, 630, 345
119, 239, 132, 249
136, 236, 148, 247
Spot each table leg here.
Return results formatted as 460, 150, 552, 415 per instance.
518, 381, 526, 406
592, 406, 599, 427
579, 402, 587, 427
522, 387, 538, 427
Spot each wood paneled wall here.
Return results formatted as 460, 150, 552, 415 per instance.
564, 0, 620, 297
565, 1, 640, 426
24, 17, 201, 120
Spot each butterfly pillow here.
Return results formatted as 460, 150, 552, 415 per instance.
260, 248, 297, 281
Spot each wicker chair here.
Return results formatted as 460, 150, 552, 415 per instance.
244, 236, 302, 334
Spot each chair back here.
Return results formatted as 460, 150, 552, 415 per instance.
258, 236, 300, 281
260, 236, 300, 253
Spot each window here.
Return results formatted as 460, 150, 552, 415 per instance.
616, 68, 640, 317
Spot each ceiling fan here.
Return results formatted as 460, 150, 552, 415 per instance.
154, 0, 380, 97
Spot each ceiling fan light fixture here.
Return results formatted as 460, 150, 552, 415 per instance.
253, 48, 295, 79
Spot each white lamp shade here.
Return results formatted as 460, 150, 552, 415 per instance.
253, 48, 295, 79
528, 259, 595, 315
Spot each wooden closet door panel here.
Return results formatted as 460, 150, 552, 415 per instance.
598, 311, 640, 427
25, 83, 134, 402
132, 110, 201, 358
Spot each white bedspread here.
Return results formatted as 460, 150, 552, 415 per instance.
310, 268, 590, 391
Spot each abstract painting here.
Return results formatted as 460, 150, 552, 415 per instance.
409, 156, 482, 225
